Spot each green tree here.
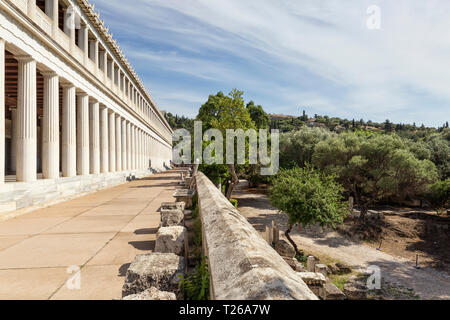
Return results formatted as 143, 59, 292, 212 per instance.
313, 132, 438, 220
246, 101, 269, 129
279, 127, 334, 169
197, 90, 256, 199
425, 179, 450, 215
300, 110, 308, 122
270, 166, 347, 256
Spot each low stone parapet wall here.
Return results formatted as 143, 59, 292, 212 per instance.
195, 172, 318, 300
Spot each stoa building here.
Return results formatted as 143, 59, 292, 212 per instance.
0, 0, 173, 216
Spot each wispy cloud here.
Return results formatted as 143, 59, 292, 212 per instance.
91, 0, 450, 126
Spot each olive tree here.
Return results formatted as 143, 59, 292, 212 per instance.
270, 166, 347, 256
313, 132, 438, 220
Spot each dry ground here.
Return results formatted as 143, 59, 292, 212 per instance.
233, 186, 450, 300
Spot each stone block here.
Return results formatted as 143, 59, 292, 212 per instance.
296, 272, 326, 286
307, 256, 316, 272
155, 226, 187, 256
173, 189, 196, 209
122, 253, 184, 298
123, 287, 177, 300
319, 282, 346, 300
160, 210, 184, 227
161, 202, 185, 212
344, 282, 368, 300
283, 257, 305, 272
315, 264, 328, 277
275, 240, 295, 258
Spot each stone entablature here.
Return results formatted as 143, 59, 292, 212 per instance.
195, 172, 318, 300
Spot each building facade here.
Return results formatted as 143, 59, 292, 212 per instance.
0, 0, 173, 215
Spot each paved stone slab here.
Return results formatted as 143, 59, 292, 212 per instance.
0, 267, 70, 300
0, 171, 179, 300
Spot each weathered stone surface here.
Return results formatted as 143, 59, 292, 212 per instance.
155, 226, 187, 256
327, 263, 340, 275
307, 256, 316, 272
195, 172, 317, 300
161, 202, 185, 212
173, 189, 196, 209
315, 264, 328, 277
275, 240, 296, 258
344, 282, 368, 300
122, 253, 184, 298
328, 262, 352, 275
296, 272, 326, 286
283, 257, 305, 272
319, 283, 346, 300
335, 263, 352, 274
123, 287, 177, 300
160, 210, 184, 227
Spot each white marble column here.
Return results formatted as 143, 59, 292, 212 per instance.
139, 130, 142, 170
127, 121, 132, 170
135, 127, 139, 170
0, 39, 3, 183
16, 56, 37, 182
141, 131, 145, 170
121, 119, 127, 171
62, 85, 76, 177
136, 129, 140, 170
77, 93, 89, 175
131, 125, 136, 170
42, 72, 59, 179
100, 106, 109, 173
115, 115, 122, 172
89, 101, 100, 174
9, 107, 17, 173
108, 110, 116, 172
143, 132, 146, 170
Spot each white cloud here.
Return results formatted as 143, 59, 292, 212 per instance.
92, 0, 450, 126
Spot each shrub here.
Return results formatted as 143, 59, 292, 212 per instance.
178, 258, 210, 300
230, 199, 238, 208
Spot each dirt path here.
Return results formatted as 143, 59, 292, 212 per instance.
234, 191, 450, 300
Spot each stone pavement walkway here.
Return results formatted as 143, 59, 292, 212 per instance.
0, 171, 179, 300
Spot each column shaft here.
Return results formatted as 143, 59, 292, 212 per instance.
108, 111, 116, 172
131, 126, 136, 170
77, 94, 89, 175
16, 56, 37, 182
62, 85, 76, 177
10, 108, 17, 172
100, 106, 109, 173
127, 122, 132, 170
115, 115, 122, 171
121, 119, 127, 171
42, 72, 59, 179
89, 101, 100, 174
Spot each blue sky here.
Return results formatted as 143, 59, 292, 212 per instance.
91, 0, 449, 127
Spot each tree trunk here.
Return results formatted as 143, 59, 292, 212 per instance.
285, 225, 302, 258
226, 164, 239, 200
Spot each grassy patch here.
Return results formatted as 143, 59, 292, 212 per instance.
329, 273, 354, 291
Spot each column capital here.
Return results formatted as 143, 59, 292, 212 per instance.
14, 55, 34, 62
41, 70, 58, 78
60, 82, 75, 89
76, 91, 88, 97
